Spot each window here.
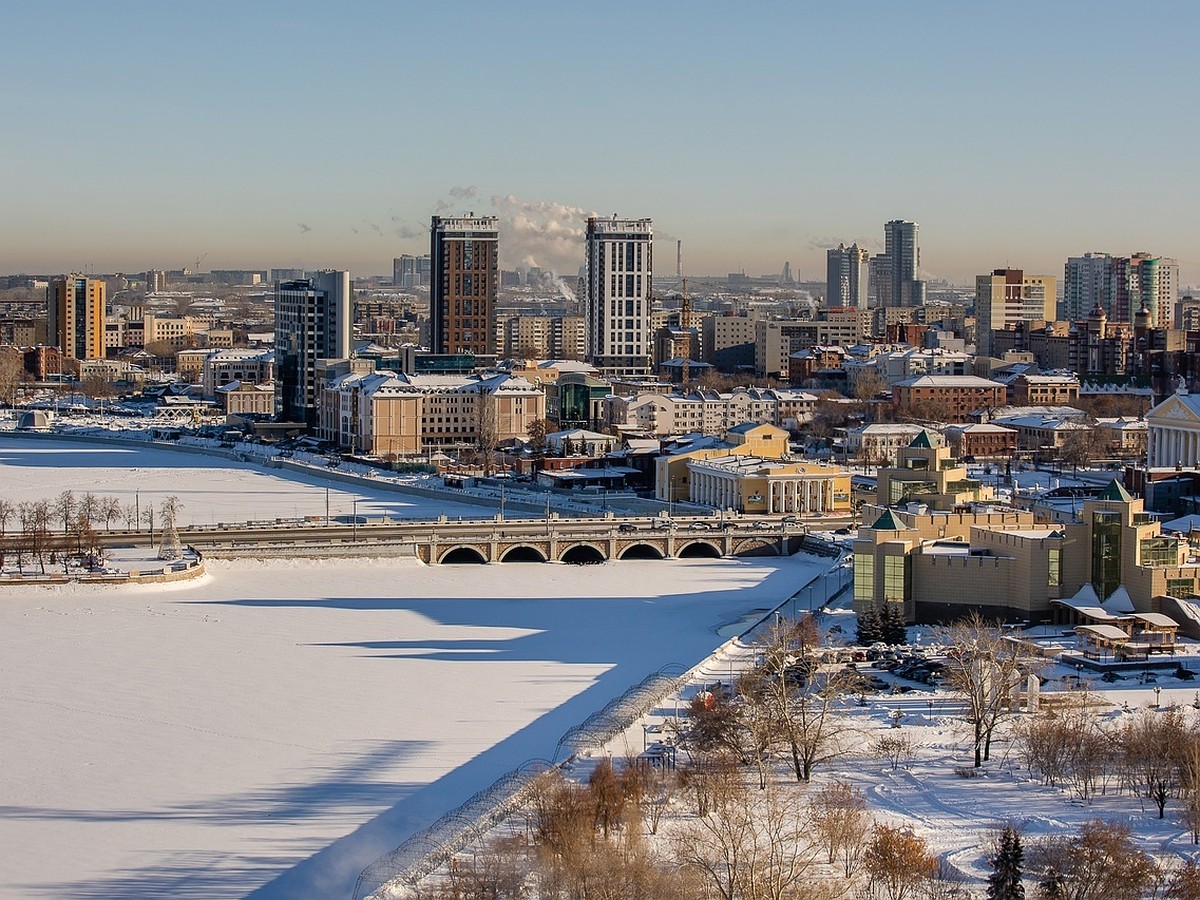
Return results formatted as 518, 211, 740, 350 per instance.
1048, 547, 1061, 587
1167, 578, 1195, 598
883, 555, 908, 602
853, 552, 874, 601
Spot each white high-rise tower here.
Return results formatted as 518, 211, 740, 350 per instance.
584, 216, 653, 377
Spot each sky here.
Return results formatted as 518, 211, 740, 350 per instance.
2, 1, 1198, 286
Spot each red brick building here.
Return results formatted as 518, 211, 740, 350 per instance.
892, 374, 1006, 422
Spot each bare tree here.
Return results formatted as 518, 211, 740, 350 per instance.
1120, 708, 1186, 818
809, 781, 872, 877
101, 496, 122, 531
939, 612, 1041, 768
0, 498, 13, 536
675, 779, 820, 900
744, 614, 861, 783
54, 490, 75, 534
872, 734, 912, 772
19, 500, 51, 574
476, 387, 499, 475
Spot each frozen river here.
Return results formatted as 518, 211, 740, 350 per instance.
0, 437, 828, 899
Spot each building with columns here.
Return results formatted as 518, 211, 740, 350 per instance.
683, 456, 851, 515
1146, 390, 1200, 468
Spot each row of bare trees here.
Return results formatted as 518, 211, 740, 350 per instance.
1018, 700, 1200, 834
412, 757, 952, 900
0, 491, 178, 575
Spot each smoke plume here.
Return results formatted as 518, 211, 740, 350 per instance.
490, 193, 593, 278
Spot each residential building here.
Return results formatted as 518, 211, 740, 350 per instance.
974, 268, 1056, 357
584, 215, 653, 377
826, 243, 869, 308
942, 422, 1018, 461
430, 215, 499, 356
275, 270, 352, 427
882, 219, 925, 308
844, 423, 929, 463
1009, 372, 1080, 406
201, 349, 275, 399
606, 387, 818, 437
1064, 251, 1179, 326
47, 275, 105, 361
702, 311, 760, 371
499, 315, 585, 360
1064, 253, 1112, 321
393, 254, 431, 288
319, 370, 544, 457
891, 374, 1006, 422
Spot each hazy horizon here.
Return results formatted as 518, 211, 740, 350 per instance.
4, 2, 1198, 287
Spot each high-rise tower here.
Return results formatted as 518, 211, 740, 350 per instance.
826, 243, 870, 307
275, 270, 351, 427
974, 268, 1056, 357
430, 215, 498, 356
882, 220, 925, 307
47, 275, 105, 361
584, 216, 653, 377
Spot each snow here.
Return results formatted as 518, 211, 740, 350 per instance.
0, 546, 826, 898
0, 435, 501, 525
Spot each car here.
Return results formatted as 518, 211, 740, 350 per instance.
689, 521, 712, 530
781, 515, 799, 524
834, 527, 852, 535
618, 522, 639, 533
753, 521, 771, 529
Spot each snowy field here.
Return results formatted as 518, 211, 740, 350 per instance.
0, 435, 500, 525
0, 549, 825, 899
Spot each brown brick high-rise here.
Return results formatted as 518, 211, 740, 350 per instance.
430, 215, 498, 356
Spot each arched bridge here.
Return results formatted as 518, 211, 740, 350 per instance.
171, 516, 828, 564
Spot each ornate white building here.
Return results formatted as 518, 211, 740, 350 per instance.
1146, 390, 1200, 468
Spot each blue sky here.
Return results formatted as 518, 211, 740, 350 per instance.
3, 1, 1197, 285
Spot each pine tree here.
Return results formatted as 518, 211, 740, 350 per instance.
987, 824, 1025, 900
883, 602, 908, 645
857, 603, 883, 646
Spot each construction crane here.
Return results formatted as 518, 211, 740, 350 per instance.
192, 252, 208, 274
678, 240, 691, 385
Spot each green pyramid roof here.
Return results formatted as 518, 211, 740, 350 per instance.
908, 430, 934, 449
871, 509, 907, 531
1099, 479, 1133, 502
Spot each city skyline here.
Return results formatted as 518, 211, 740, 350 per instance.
3, 2, 1198, 286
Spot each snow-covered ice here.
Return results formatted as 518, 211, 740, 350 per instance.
0, 435, 499, 525
0, 548, 823, 899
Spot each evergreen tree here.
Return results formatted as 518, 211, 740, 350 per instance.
988, 824, 1025, 900
883, 602, 908, 645
856, 603, 883, 646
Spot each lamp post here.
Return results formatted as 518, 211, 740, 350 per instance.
1075, 662, 1083, 689
1155, 685, 1162, 709
926, 697, 934, 723
352, 498, 361, 542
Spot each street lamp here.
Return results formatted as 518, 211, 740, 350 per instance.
353, 498, 361, 542
926, 697, 935, 723
1155, 685, 1162, 709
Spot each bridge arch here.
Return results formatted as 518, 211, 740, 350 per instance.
439, 546, 489, 564
732, 538, 779, 558
499, 545, 548, 563
618, 542, 665, 560
560, 543, 607, 565
677, 540, 723, 559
